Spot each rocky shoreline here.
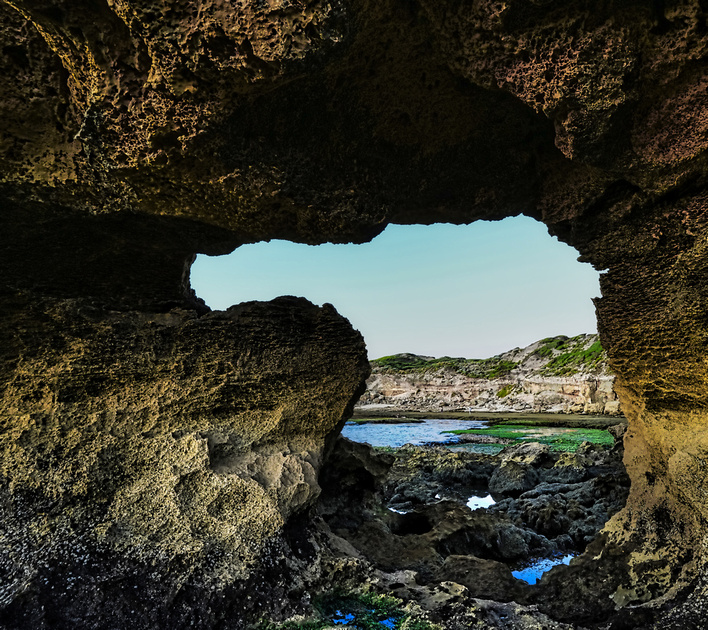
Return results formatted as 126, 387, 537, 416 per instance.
265, 421, 632, 629
5, 0, 708, 626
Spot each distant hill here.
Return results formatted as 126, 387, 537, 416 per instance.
358, 334, 621, 415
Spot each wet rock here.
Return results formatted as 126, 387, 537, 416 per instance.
384, 446, 494, 509
531, 535, 639, 626
500, 473, 631, 549
322, 437, 395, 490
495, 523, 532, 560
435, 555, 531, 602
427, 596, 579, 630
498, 442, 555, 468
540, 453, 590, 485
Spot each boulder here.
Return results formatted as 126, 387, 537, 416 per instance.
489, 460, 540, 497
0, 295, 369, 626
499, 442, 554, 468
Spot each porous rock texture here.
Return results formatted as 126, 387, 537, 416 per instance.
0, 293, 369, 627
1, 0, 708, 627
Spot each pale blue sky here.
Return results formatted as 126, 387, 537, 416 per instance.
190, 215, 601, 360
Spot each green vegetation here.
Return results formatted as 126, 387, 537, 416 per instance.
445, 424, 614, 452
449, 424, 531, 440
533, 335, 607, 376
541, 428, 615, 452
259, 591, 441, 630
371, 335, 608, 379
496, 384, 515, 398
485, 360, 517, 379
371, 354, 518, 380
542, 340, 605, 376
534, 336, 572, 358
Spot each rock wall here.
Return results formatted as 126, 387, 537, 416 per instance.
0, 293, 369, 626
361, 372, 618, 415
1, 0, 708, 626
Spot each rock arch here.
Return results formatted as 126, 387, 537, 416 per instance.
1, 0, 707, 626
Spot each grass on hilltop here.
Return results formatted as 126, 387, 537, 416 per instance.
371, 355, 517, 379
371, 335, 608, 379
534, 336, 606, 376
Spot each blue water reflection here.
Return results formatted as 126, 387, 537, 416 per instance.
341, 418, 487, 448
512, 554, 575, 585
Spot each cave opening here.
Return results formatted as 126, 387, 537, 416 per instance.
191, 214, 630, 607
190, 214, 600, 361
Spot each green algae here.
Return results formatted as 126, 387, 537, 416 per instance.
445, 424, 614, 453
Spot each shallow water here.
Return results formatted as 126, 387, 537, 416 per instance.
341, 418, 488, 448
448, 442, 506, 455
512, 554, 575, 585
332, 609, 397, 628
332, 611, 355, 625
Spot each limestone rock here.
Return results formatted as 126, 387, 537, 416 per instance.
358, 335, 622, 415
0, 294, 369, 626
489, 461, 540, 498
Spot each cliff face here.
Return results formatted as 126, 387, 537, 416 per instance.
358, 335, 621, 415
2, 0, 708, 626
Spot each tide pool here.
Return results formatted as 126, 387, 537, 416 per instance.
512, 554, 575, 585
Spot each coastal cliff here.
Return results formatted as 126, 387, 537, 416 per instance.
358, 334, 621, 415
357, 335, 620, 415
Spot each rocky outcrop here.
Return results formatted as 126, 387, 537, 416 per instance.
2, 0, 708, 626
358, 334, 621, 415
319, 436, 630, 622
0, 295, 369, 627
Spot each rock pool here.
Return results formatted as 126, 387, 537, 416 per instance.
512, 554, 576, 585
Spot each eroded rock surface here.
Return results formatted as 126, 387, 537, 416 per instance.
2, 0, 708, 626
359, 334, 621, 415
0, 294, 368, 627
318, 436, 630, 625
